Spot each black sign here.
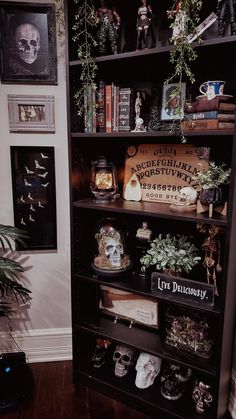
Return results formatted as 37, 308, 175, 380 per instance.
151, 272, 214, 306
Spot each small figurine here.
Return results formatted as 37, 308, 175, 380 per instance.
217, 0, 236, 37
97, 0, 121, 55
132, 117, 146, 132
91, 338, 112, 368
136, 221, 152, 241
197, 224, 224, 296
135, 91, 142, 120
167, 1, 187, 44
192, 380, 213, 414
136, 0, 156, 50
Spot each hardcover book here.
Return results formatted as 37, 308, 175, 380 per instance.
118, 87, 134, 131
96, 81, 106, 132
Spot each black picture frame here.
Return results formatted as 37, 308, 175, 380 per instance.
0, 2, 57, 84
10, 146, 57, 250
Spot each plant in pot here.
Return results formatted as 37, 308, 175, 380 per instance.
140, 233, 201, 277
192, 162, 231, 210
0, 224, 31, 318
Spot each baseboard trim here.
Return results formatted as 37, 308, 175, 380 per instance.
0, 328, 72, 363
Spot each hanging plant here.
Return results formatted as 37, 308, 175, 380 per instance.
72, 0, 99, 117
165, 0, 203, 142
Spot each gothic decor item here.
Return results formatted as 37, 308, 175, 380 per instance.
165, 311, 213, 358
10, 146, 57, 250
123, 174, 142, 201
169, 186, 198, 212
99, 285, 159, 328
160, 362, 192, 401
91, 338, 112, 368
197, 224, 224, 297
90, 156, 118, 202
8, 94, 55, 133
136, 0, 156, 50
161, 82, 186, 121
96, 0, 120, 55
217, 0, 236, 37
112, 345, 136, 377
92, 217, 132, 276
135, 353, 162, 389
192, 380, 213, 414
0, 2, 57, 84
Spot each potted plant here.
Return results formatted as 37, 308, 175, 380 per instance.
140, 233, 201, 276
193, 162, 231, 206
0, 224, 31, 318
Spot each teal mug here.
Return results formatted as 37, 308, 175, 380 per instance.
199, 80, 225, 99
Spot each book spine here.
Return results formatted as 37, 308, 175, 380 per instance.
181, 119, 219, 130
118, 88, 132, 131
218, 121, 235, 129
96, 81, 106, 132
185, 97, 220, 113
218, 113, 236, 121
105, 84, 112, 133
219, 102, 236, 112
185, 111, 218, 120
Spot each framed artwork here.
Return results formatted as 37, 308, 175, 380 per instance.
161, 82, 186, 121
10, 146, 57, 250
0, 2, 57, 84
8, 94, 55, 133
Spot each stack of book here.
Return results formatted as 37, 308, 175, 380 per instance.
181, 96, 236, 131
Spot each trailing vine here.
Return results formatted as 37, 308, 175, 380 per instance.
166, 0, 203, 142
72, 0, 99, 117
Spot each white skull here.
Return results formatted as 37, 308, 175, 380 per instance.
105, 237, 124, 267
175, 186, 198, 206
113, 345, 135, 377
135, 352, 162, 389
16, 23, 40, 64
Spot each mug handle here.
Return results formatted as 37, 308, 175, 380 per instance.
199, 84, 206, 95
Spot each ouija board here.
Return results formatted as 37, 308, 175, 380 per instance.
124, 144, 210, 203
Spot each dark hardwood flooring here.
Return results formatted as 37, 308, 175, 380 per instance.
0, 360, 152, 419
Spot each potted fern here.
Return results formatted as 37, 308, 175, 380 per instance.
140, 233, 201, 276
0, 224, 31, 318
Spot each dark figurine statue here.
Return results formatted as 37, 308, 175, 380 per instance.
97, 0, 121, 55
136, 0, 156, 50
217, 0, 236, 36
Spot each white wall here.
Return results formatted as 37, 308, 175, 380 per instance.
0, 0, 71, 361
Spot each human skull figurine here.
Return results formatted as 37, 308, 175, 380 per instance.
135, 352, 162, 389
16, 23, 40, 64
104, 236, 124, 267
113, 345, 135, 377
175, 186, 198, 206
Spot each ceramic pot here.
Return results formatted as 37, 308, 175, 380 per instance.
199, 187, 226, 205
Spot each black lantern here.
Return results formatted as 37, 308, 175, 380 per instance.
90, 156, 118, 202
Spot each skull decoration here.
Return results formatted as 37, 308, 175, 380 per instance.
113, 344, 136, 377
135, 352, 162, 389
16, 23, 40, 64
104, 237, 124, 267
161, 362, 192, 401
175, 187, 198, 206
93, 218, 132, 274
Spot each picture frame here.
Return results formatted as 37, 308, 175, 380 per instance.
10, 146, 57, 250
8, 94, 55, 133
161, 82, 186, 121
0, 2, 57, 84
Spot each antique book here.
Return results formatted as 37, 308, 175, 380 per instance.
219, 102, 236, 112
181, 119, 219, 130
218, 121, 235, 129
105, 84, 112, 133
185, 98, 236, 113
118, 87, 134, 131
184, 111, 218, 120
96, 80, 106, 132
218, 113, 236, 121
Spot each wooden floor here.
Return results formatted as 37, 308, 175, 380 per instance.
1, 360, 152, 419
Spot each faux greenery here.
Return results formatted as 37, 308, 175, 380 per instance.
193, 162, 231, 190
166, 0, 203, 142
140, 233, 201, 274
0, 224, 31, 318
72, 0, 98, 117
